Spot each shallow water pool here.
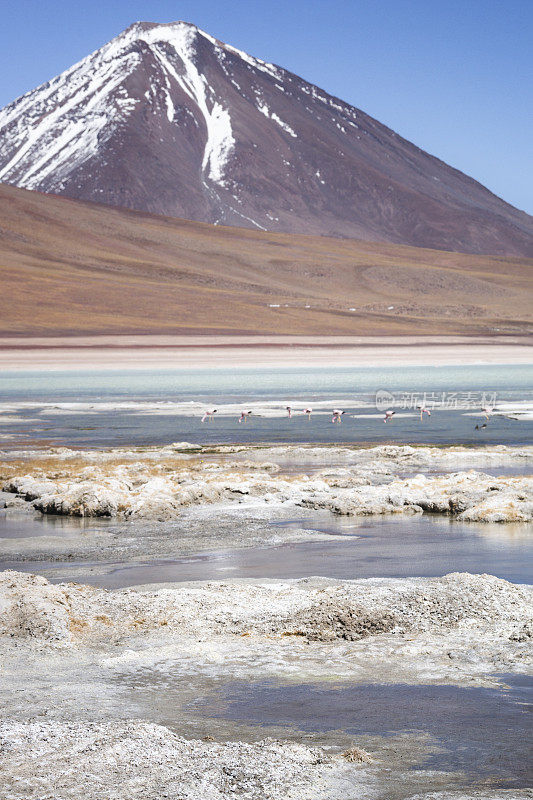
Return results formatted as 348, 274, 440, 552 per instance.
2, 510, 532, 586
193, 674, 532, 788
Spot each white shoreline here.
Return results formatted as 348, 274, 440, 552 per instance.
1, 335, 532, 370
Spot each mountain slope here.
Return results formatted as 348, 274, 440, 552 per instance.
1, 184, 532, 336
0, 21, 531, 256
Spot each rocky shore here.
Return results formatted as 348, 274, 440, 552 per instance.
0, 718, 342, 800
1, 442, 532, 798
3, 569, 530, 648
1, 444, 532, 523
0, 569, 531, 798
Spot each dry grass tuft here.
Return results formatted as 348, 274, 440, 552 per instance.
341, 747, 373, 763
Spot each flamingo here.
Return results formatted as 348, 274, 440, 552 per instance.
201, 409, 217, 423
286, 406, 292, 419
417, 405, 431, 421
238, 410, 252, 423
384, 409, 395, 423
303, 407, 312, 420
332, 409, 345, 424
481, 405, 493, 420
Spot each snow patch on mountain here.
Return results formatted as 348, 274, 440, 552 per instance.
256, 101, 297, 138
144, 25, 235, 185
224, 44, 282, 80
0, 19, 530, 255
0, 49, 141, 189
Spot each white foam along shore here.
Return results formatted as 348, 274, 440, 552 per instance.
0, 334, 532, 370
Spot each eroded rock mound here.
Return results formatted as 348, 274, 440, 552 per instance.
0, 718, 335, 800
0, 571, 73, 641
3, 458, 533, 523
2, 571, 530, 648
279, 602, 397, 641
300, 472, 533, 523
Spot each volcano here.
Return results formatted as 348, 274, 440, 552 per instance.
0, 21, 531, 256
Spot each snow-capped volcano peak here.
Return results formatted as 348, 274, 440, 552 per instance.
0, 21, 236, 192
126, 23, 236, 185
0, 21, 531, 255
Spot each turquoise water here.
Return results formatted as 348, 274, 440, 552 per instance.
2, 363, 533, 397
0, 363, 532, 447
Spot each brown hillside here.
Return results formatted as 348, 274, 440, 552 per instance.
1, 184, 532, 337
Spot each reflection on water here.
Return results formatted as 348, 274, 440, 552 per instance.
111, 662, 533, 789
2, 512, 532, 587
193, 674, 532, 788
0, 509, 113, 539
2, 363, 532, 796
3, 407, 532, 449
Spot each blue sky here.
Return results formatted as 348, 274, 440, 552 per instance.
1, 0, 531, 213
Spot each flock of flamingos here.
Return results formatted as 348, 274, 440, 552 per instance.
200, 405, 496, 425
201, 405, 435, 424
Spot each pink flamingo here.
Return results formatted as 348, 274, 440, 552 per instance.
201, 408, 217, 423
303, 407, 312, 420
286, 406, 292, 419
384, 409, 395, 423
481, 405, 493, 420
238, 410, 252, 423
417, 405, 431, 421
332, 409, 345, 424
